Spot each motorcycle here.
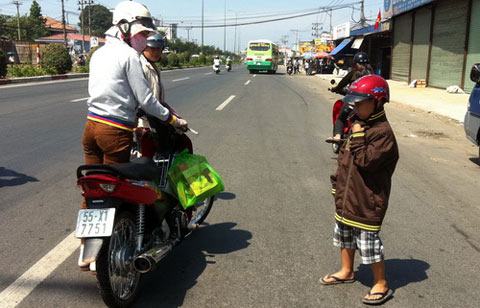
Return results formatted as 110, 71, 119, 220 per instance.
286, 64, 293, 75
213, 64, 220, 74
226, 63, 232, 72
75, 118, 214, 307
327, 79, 353, 154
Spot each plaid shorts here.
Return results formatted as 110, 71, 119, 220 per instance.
333, 222, 384, 265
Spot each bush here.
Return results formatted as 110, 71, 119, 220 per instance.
0, 50, 6, 78
167, 53, 179, 67
198, 54, 206, 65
7, 64, 54, 78
41, 44, 72, 74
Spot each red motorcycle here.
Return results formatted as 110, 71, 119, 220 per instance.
75, 118, 214, 307
327, 79, 353, 153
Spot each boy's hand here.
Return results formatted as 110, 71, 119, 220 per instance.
352, 123, 365, 133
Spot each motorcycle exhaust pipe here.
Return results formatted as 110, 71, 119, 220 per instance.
133, 244, 172, 273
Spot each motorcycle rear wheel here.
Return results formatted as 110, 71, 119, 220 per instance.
96, 211, 141, 308
190, 197, 214, 225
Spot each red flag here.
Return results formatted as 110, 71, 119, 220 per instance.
374, 9, 381, 30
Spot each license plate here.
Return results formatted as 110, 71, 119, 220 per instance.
75, 208, 116, 238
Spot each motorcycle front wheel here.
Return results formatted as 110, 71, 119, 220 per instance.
96, 211, 141, 308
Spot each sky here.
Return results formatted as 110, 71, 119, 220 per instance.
0, 0, 383, 51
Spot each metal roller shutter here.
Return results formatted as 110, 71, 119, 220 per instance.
464, 0, 480, 93
429, 0, 469, 89
391, 13, 412, 82
410, 7, 432, 82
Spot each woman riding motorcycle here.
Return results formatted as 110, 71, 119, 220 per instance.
83, 0, 188, 169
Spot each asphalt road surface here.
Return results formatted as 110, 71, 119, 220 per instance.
0, 66, 479, 308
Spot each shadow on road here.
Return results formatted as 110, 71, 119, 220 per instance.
0, 167, 39, 188
469, 157, 480, 167
356, 258, 430, 291
216, 191, 236, 200
134, 222, 252, 308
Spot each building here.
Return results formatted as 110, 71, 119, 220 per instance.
387, 0, 480, 92
330, 21, 392, 79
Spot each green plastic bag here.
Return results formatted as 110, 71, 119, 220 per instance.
168, 150, 225, 209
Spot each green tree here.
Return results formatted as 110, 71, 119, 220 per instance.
79, 4, 112, 37
28, 0, 48, 40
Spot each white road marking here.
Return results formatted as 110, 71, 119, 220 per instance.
216, 95, 236, 111
70, 97, 89, 103
244, 80, 251, 86
253, 74, 257, 77
172, 77, 190, 82
205, 72, 213, 75
0, 232, 78, 308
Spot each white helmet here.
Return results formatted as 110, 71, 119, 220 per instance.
112, 1, 156, 35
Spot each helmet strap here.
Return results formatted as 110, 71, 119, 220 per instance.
117, 22, 132, 46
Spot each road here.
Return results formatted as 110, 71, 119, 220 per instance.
0, 66, 479, 308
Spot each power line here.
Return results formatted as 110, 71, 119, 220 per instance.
175, 2, 361, 29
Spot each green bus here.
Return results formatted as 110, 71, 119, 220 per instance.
245, 40, 279, 74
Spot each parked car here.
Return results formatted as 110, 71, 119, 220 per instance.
464, 63, 480, 157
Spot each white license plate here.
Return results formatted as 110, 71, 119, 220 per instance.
75, 208, 116, 238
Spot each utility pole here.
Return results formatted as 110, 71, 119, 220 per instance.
61, 0, 67, 46
312, 22, 322, 38
185, 25, 193, 42
223, 0, 226, 52
87, 0, 94, 37
233, 12, 237, 54
328, 9, 333, 35
360, 0, 367, 26
78, 0, 85, 53
280, 34, 288, 64
12, 0, 22, 41
290, 29, 300, 53
201, 0, 204, 52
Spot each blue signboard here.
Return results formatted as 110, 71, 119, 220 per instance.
384, 0, 434, 16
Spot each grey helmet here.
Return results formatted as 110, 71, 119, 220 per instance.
146, 33, 166, 49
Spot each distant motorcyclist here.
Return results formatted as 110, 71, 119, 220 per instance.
226, 56, 232, 71
330, 52, 374, 140
330, 52, 373, 95
213, 55, 221, 73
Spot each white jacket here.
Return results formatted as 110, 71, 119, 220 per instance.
87, 28, 170, 125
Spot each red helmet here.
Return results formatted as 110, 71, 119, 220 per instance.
343, 75, 390, 105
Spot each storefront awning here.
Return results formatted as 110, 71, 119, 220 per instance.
330, 38, 352, 56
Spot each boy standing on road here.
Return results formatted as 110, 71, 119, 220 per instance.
321, 75, 399, 306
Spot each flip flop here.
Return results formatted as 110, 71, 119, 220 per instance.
362, 288, 393, 305
320, 274, 356, 285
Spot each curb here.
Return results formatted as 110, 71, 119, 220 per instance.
0, 73, 89, 85
0, 65, 214, 86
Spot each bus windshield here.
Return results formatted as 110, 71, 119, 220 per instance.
249, 42, 271, 51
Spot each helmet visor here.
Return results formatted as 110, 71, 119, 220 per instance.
146, 36, 166, 49
343, 91, 373, 105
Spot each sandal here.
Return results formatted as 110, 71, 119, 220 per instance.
362, 288, 393, 305
320, 274, 355, 285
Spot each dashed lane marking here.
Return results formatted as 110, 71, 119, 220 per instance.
0, 232, 78, 308
70, 97, 89, 103
216, 95, 236, 111
244, 80, 251, 86
172, 77, 190, 82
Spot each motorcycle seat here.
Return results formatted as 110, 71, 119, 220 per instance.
111, 157, 162, 182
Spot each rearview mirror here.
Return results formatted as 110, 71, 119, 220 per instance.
470, 64, 480, 84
